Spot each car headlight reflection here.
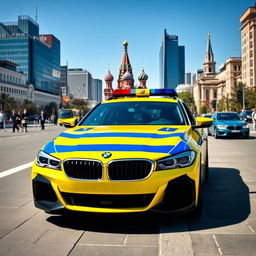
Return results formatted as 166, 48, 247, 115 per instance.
36, 151, 61, 170
156, 151, 196, 171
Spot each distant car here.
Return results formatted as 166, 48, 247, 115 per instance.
209, 112, 249, 139
58, 109, 80, 127
240, 110, 253, 123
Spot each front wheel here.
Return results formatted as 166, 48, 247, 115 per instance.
243, 132, 249, 139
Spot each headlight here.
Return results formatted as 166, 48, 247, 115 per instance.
36, 151, 61, 170
156, 151, 196, 171
242, 124, 249, 128
217, 125, 227, 129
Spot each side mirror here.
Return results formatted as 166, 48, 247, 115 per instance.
64, 123, 75, 128
192, 117, 213, 129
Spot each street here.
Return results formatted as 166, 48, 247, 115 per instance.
0, 126, 256, 256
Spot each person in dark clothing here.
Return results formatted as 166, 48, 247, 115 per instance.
39, 110, 47, 130
21, 109, 29, 132
10, 109, 20, 133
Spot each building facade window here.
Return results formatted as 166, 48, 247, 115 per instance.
205, 89, 209, 100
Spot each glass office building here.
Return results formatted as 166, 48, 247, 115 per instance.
159, 29, 185, 89
0, 15, 60, 95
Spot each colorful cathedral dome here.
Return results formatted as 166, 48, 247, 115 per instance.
122, 71, 133, 81
138, 69, 148, 81
104, 71, 114, 81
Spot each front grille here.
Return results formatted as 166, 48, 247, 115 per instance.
108, 160, 152, 180
63, 160, 102, 180
61, 192, 155, 208
227, 126, 242, 130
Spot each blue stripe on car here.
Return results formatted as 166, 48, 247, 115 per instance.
44, 144, 175, 154
43, 140, 56, 153
58, 132, 185, 139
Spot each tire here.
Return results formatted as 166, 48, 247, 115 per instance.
204, 147, 209, 182
243, 132, 249, 139
214, 129, 219, 139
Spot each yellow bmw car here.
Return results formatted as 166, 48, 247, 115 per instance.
32, 89, 213, 214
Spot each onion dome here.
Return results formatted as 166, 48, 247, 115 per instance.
122, 71, 133, 80
138, 69, 148, 81
104, 71, 114, 81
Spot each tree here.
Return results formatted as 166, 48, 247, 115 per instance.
22, 99, 38, 115
71, 98, 91, 115
0, 93, 16, 118
245, 87, 256, 109
44, 102, 58, 118
217, 96, 227, 112
178, 91, 196, 113
229, 82, 244, 112
199, 103, 211, 114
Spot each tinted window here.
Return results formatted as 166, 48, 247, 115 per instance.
59, 110, 73, 118
80, 101, 186, 126
217, 113, 240, 121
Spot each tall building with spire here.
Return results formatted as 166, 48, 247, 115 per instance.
204, 34, 216, 74
118, 41, 134, 89
104, 41, 148, 99
193, 34, 241, 113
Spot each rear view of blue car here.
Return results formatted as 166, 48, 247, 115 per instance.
209, 112, 250, 139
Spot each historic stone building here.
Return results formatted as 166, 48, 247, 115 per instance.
240, 4, 256, 89
104, 41, 148, 99
193, 35, 241, 112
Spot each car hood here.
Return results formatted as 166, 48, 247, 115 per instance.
216, 120, 246, 126
42, 125, 194, 161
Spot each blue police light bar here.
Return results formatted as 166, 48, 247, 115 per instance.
111, 88, 178, 98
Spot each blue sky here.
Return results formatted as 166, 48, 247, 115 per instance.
0, 0, 253, 88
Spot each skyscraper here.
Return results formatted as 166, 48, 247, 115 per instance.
0, 15, 60, 95
159, 29, 185, 89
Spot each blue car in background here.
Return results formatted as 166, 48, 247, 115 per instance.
209, 112, 250, 139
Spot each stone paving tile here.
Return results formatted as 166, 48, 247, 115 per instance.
246, 220, 256, 234
0, 212, 84, 256
79, 231, 126, 245
125, 234, 159, 246
190, 234, 219, 255
215, 234, 256, 256
69, 245, 158, 256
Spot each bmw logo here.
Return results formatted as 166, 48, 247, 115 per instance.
102, 152, 112, 158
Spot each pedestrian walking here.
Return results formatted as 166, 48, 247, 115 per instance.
21, 109, 28, 132
39, 110, 47, 130
10, 109, 20, 133
0, 109, 4, 130
252, 108, 256, 131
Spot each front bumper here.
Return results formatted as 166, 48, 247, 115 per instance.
32, 158, 200, 214
216, 127, 249, 137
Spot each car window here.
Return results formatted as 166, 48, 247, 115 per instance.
181, 102, 196, 125
217, 113, 240, 120
79, 101, 186, 126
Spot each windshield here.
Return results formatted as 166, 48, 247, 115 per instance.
79, 101, 186, 126
217, 113, 240, 121
59, 110, 73, 118
244, 110, 252, 115
204, 115, 212, 118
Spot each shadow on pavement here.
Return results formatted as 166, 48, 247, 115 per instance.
46, 167, 250, 234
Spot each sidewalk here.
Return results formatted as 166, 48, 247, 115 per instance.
0, 123, 58, 137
